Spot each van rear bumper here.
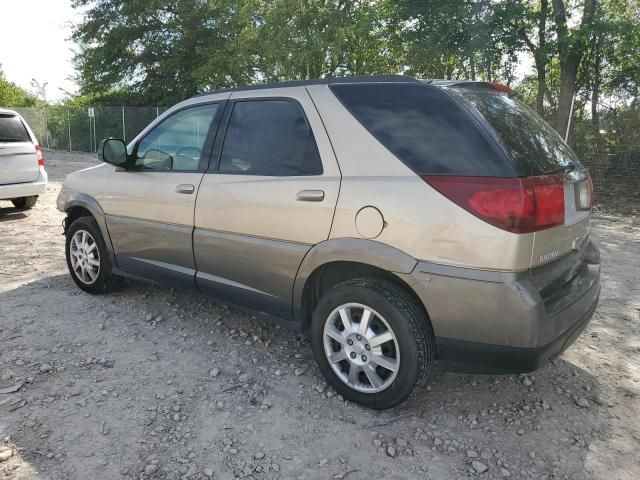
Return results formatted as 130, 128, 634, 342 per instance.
0, 167, 48, 201
400, 239, 600, 374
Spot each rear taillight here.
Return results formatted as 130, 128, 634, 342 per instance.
35, 145, 45, 166
423, 175, 565, 234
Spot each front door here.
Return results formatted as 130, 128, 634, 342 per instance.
193, 88, 341, 319
102, 101, 225, 288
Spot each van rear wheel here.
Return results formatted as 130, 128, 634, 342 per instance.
310, 278, 434, 409
11, 196, 38, 209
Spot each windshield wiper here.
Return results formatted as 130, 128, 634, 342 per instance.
547, 163, 576, 174
0, 138, 24, 142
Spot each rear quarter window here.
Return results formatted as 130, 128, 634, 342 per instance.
0, 114, 31, 142
329, 83, 513, 177
456, 92, 582, 176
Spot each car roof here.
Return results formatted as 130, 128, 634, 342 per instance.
0, 108, 19, 116
191, 75, 421, 99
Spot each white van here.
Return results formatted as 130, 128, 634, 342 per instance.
0, 108, 48, 209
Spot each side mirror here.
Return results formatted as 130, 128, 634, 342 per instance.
99, 138, 128, 166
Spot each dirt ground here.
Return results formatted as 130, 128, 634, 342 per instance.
1, 150, 639, 480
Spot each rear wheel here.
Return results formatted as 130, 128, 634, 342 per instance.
11, 196, 38, 209
310, 278, 434, 409
65, 216, 114, 294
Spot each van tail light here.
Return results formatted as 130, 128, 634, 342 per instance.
35, 145, 45, 166
423, 175, 565, 234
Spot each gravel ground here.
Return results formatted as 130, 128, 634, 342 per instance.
1, 150, 639, 480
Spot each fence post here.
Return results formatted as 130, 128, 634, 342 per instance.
565, 93, 576, 143
88, 109, 92, 153
93, 113, 97, 153
44, 106, 50, 149
67, 109, 72, 152
122, 106, 126, 142
156, 106, 159, 118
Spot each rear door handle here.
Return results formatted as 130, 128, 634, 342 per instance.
296, 190, 325, 202
175, 184, 195, 194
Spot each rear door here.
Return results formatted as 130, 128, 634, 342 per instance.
451, 89, 592, 267
101, 100, 225, 288
0, 113, 38, 185
193, 87, 341, 319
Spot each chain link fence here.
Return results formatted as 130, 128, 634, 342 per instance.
4, 105, 639, 215
11, 106, 168, 153
571, 113, 640, 216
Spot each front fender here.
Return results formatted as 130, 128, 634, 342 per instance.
62, 192, 115, 256
292, 237, 418, 309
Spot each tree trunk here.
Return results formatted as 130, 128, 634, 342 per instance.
551, 0, 597, 134
591, 34, 603, 149
536, 0, 548, 116
521, 0, 548, 116
556, 60, 578, 136
536, 63, 546, 116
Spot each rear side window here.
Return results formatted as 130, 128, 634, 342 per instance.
457, 92, 582, 176
219, 100, 322, 176
330, 84, 512, 176
0, 114, 31, 142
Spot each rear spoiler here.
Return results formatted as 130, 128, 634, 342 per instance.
424, 80, 516, 97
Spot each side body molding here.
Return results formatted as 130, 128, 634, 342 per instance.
62, 193, 115, 256
292, 238, 418, 320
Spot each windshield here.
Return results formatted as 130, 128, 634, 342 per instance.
457, 91, 582, 176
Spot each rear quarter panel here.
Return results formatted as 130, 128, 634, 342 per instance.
307, 85, 534, 271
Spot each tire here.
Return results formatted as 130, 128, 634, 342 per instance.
11, 196, 38, 209
65, 216, 114, 294
310, 278, 434, 409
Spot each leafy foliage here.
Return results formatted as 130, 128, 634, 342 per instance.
54, 0, 640, 156
0, 67, 38, 107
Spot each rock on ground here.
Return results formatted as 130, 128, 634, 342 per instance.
0, 151, 639, 480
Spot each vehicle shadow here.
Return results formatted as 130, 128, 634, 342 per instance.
0, 206, 28, 222
1, 272, 622, 479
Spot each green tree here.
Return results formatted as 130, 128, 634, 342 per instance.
551, 0, 598, 134
72, 0, 259, 105
0, 67, 37, 107
255, 0, 400, 81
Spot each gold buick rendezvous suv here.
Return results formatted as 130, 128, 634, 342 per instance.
57, 76, 601, 409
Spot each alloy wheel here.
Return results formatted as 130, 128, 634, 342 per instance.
69, 229, 101, 285
323, 303, 400, 393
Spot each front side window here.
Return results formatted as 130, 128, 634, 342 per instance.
135, 104, 219, 171
219, 100, 323, 176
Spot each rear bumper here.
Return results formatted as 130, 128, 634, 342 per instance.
400, 239, 601, 374
435, 287, 598, 373
0, 167, 47, 200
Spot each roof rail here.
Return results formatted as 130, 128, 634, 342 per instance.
192, 75, 419, 98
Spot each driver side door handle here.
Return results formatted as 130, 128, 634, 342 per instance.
296, 190, 325, 202
175, 184, 195, 194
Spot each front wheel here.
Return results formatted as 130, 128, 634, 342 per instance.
65, 216, 114, 294
310, 278, 434, 409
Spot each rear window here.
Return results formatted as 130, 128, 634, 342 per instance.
330, 83, 513, 176
0, 114, 31, 142
457, 92, 581, 176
